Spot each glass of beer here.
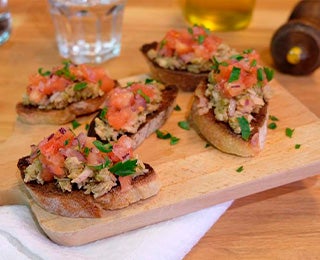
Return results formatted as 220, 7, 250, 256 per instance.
182, 0, 256, 31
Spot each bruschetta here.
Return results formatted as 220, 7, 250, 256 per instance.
16, 61, 116, 124
189, 49, 274, 157
87, 78, 178, 149
140, 25, 237, 91
17, 127, 160, 218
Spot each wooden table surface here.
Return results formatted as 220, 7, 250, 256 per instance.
1, 0, 320, 258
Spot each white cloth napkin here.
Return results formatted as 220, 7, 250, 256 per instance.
0, 201, 232, 260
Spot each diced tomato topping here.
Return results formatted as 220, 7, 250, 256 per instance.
158, 25, 222, 61
212, 50, 267, 98
109, 135, 134, 162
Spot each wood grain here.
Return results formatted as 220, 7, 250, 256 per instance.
1, 0, 320, 256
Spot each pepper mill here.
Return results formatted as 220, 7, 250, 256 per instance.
270, 0, 320, 75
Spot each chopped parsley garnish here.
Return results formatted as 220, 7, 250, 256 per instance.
178, 120, 190, 130
156, 129, 180, 145
98, 79, 102, 87
257, 68, 264, 81
285, 127, 295, 138
93, 140, 113, 153
228, 67, 241, 83
71, 120, 81, 129
54, 60, 76, 81
170, 136, 180, 145
109, 159, 138, 176
243, 48, 253, 54
126, 81, 134, 87
83, 146, 90, 156
145, 78, 154, 84
268, 122, 277, 129
99, 107, 107, 119
230, 54, 244, 61
211, 57, 220, 73
264, 67, 274, 81
137, 89, 150, 103
38, 68, 51, 76
85, 124, 90, 131
295, 144, 301, 149
64, 139, 69, 146
250, 59, 257, 67
237, 116, 251, 141
90, 158, 111, 171
269, 115, 279, 121
236, 166, 244, 172
159, 39, 167, 49
197, 34, 205, 44
74, 82, 88, 91
187, 27, 193, 34
174, 104, 181, 111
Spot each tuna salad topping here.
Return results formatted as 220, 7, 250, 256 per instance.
22, 61, 115, 110
94, 79, 164, 142
23, 128, 148, 198
196, 49, 274, 137
147, 25, 237, 73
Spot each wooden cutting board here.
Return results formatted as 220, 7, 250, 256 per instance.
0, 75, 320, 246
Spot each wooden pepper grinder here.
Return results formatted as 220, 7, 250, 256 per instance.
271, 0, 320, 75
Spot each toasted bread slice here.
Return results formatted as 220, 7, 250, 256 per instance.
189, 81, 269, 157
88, 84, 179, 149
16, 93, 109, 125
140, 42, 209, 92
17, 156, 160, 218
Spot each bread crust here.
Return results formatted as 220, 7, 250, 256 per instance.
140, 42, 209, 92
87, 85, 179, 149
16, 94, 109, 125
189, 81, 268, 157
17, 156, 161, 218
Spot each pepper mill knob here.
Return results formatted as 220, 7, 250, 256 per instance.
270, 0, 320, 75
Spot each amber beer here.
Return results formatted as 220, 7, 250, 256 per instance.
183, 0, 255, 31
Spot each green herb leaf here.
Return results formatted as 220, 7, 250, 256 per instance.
237, 116, 251, 141
295, 144, 301, 149
178, 120, 190, 130
197, 35, 205, 44
170, 136, 180, 145
228, 67, 241, 83
156, 129, 171, 139
243, 49, 253, 54
84, 146, 90, 156
264, 67, 274, 81
250, 59, 257, 67
55, 60, 76, 81
211, 56, 220, 73
269, 115, 279, 121
109, 159, 138, 176
268, 122, 277, 130
99, 107, 108, 119
257, 68, 264, 81
85, 124, 90, 131
93, 140, 113, 153
145, 78, 154, 84
174, 104, 181, 111
71, 120, 81, 129
159, 39, 167, 49
236, 166, 244, 172
74, 82, 88, 91
285, 127, 294, 138
126, 81, 134, 87
230, 54, 244, 61
38, 68, 51, 76
187, 27, 193, 35
64, 139, 69, 146
89, 158, 111, 171
137, 89, 150, 103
